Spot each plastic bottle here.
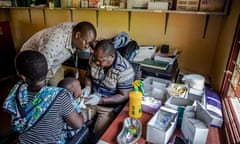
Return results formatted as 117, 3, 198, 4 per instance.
129, 87, 142, 119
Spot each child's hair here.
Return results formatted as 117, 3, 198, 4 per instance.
15, 50, 48, 83
57, 77, 78, 94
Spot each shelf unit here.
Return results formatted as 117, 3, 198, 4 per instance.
0, 0, 231, 38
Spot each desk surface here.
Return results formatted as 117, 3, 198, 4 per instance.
98, 102, 221, 144
98, 103, 151, 144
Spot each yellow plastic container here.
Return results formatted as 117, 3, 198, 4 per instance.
129, 87, 143, 119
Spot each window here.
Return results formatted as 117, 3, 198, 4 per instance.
220, 15, 240, 144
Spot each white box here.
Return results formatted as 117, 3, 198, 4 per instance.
143, 76, 171, 102
204, 87, 223, 128
187, 87, 204, 101
167, 83, 188, 98
147, 106, 178, 144
148, 1, 169, 10
165, 96, 194, 110
144, 76, 172, 88
176, 0, 200, 11
181, 103, 212, 144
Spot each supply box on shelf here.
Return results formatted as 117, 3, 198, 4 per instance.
147, 106, 178, 144
199, 0, 226, 12
148, 0, 169, 10
132, 0, 148, 9
176, 0, 200, 11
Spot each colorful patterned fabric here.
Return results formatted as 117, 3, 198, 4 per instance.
3, 80, 63, 133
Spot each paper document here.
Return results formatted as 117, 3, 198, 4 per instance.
133, 45, 157, 62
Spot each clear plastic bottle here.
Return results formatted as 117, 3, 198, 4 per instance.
129, 87, 142, 119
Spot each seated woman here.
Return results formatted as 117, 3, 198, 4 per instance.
3, 50, 84, 144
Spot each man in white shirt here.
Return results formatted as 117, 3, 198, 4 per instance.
20, 21, 97, 86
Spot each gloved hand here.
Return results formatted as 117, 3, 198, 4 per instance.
81, 86, 91, 98
84, 94, 101, 105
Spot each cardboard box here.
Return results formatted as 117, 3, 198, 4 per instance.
165, 96, 194, 110
144, 76, 172, 88
176, 0, 200, 11
165, 96, 194, 126
143, 76, 171, 102
148, 1, 169, 10
167, 83, 188, 98
132, 0, 148, 8
147, 106, 178, 144
204, 87, 223, 128
181, 103, 212, 144
187, 87, 204, 101
199, 0, 225, 12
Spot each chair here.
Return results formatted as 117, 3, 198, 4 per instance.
68, 124, 89, 144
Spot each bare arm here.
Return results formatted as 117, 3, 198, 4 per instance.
64, 110, 84, 129
98, 89, 131, 105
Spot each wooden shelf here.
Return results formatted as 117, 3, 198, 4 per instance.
0, 6, 228, 16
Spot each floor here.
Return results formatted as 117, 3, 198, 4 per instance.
0, 77, 16, 136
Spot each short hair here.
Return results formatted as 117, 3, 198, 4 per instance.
73, 21, 97, 39
15, 50, 48, 83
95, 40, 116, 57
57, 77, 77, 93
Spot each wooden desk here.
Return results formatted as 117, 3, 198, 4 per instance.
98, 102, 152, 144
98, 102, 221, 144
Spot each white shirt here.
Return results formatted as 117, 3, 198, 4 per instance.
21, 22, 77, 76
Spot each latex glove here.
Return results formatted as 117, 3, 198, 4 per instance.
79, 98, 87, 109
84, 94, 101, 105
75, 97, 87, 109
81, 86, 91, 98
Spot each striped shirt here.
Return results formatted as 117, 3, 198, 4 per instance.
18, 90, 74, 144
89, 52, 135, 97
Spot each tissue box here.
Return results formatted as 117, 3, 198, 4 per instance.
142, 97, 162, 114
147, 106, 178, 144
181, 103, 212, 144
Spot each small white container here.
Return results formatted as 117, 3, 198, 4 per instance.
182, 74, 205, 90
147, 106, 178, 144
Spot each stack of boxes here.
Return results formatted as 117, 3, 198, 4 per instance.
176, 0, 226, 12
144, 71, 223, 143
